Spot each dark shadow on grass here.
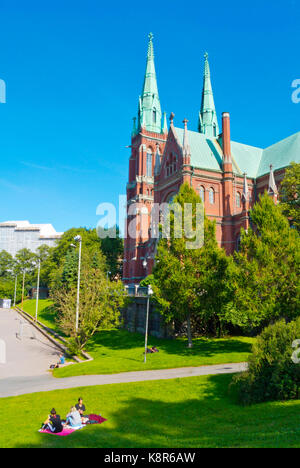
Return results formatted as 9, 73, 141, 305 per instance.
86, 329, 253, 359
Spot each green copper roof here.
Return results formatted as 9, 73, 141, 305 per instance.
198, 53, 219, 138
230, 140, 263, 178
258, 131, 300, 177
174, 127, 222, 171
173, 126, 300, 179
137, 33, 163, 134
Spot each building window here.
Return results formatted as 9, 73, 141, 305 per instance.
213, 123, 216, 137
153, 108, 157, 123
146, 150, 152, 177
236, 192, 241, 208
199, 186, 205, 202
209, 187, 215, 204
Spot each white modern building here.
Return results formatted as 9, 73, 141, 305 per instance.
0, 221, 63, 256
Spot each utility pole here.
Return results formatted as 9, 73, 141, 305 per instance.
13, 274, 17, 307
21, 270, 25, 311
74, 235, 82, 333
35, 259, 41, 322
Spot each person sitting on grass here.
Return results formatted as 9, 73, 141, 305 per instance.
75, 397, 86, 416
42, 408, 63, 433
65, 406, 83, 427
49, 354, 66, 369
58, 354, 65, 365
145, 346, 159, 354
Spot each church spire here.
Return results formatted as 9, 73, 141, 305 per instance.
198, 52, 219, 137
137, 33, 162, 134
268, 164, 278, 204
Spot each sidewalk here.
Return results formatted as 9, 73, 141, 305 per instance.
0, 362, 247, 398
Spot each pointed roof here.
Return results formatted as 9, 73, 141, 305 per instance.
198, 52, 219, 137
242, 173, 249, 201
154, 142, 161, 175
268, 165, 278, 194
137, 33, 162, 134
182, 119, 191, 157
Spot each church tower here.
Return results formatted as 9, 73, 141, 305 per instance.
123, 33, 168, 285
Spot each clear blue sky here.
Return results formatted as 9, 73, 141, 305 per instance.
0, 0, 299, 233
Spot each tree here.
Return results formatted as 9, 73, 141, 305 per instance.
231, 318, 300, 405
0, 250, 15, 278
153, 183, 232, 345
225, 193, 300, 331
15, 248, 36, 276
280, 161, 300, 231
97, 226, 124, 280
51, 249, 126, 352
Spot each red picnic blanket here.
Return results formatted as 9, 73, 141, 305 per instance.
39, 415, 107, 436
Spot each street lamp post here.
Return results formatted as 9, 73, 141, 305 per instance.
21, 270, 25, 311
13, 274, 18, 307
35, 259, 41, 322
74, 235, 82, 333
144, 284, 153, 363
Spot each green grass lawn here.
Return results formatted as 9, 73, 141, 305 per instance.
19, 299, 62, 335
1, 374, 300, 448
18, 299, 255, 377
54, 329, 254, 378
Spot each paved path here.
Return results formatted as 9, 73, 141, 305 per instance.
0, 308, 247, 399
0, 308, 61, 380
0, 362, 247, 398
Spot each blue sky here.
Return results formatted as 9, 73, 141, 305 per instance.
0, 0, 299, 233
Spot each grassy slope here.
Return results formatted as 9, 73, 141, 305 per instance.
19, 299, 61, 333
54, 329, 254, 378
1, 374, 300, 448
18, 299, 255, 377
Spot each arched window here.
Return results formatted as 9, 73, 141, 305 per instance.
236, 192, 241, 208
173, 154, 177, 173
213, 123, 217, 137
209, 187, 215, 204
146, 150, 152, 177
199, 186, 205, 202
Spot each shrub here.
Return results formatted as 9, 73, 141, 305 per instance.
0, 279, 22, 303
231, 318, 300, 405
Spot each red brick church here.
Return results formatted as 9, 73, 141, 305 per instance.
123, 33, 300, 285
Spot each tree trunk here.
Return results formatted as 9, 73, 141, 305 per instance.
186, 313, 193, 348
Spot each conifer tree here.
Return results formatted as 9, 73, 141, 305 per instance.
280, 161, 300, 231
153, 183, 232, 343
225, 192, 300, 330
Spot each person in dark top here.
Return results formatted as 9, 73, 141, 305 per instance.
42, 408, 63, 433
75, 398, 86, 416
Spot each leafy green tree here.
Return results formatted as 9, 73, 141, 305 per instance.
0, 250, 15, 278
280, 161, 300, 231
225, 193, 300, 331
231, 318, 300, 405
153, 183, 232, 344
97, 226, 124, 279
0, 278, 22, 302
51, 249, 126, 351
51, 228, 101, 266
15, 248, 36, 276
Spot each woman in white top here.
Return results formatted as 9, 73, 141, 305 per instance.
65, 406, 82, 427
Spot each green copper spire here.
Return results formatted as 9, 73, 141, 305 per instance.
137, 33, 162, 134
198, 52, 219, 137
